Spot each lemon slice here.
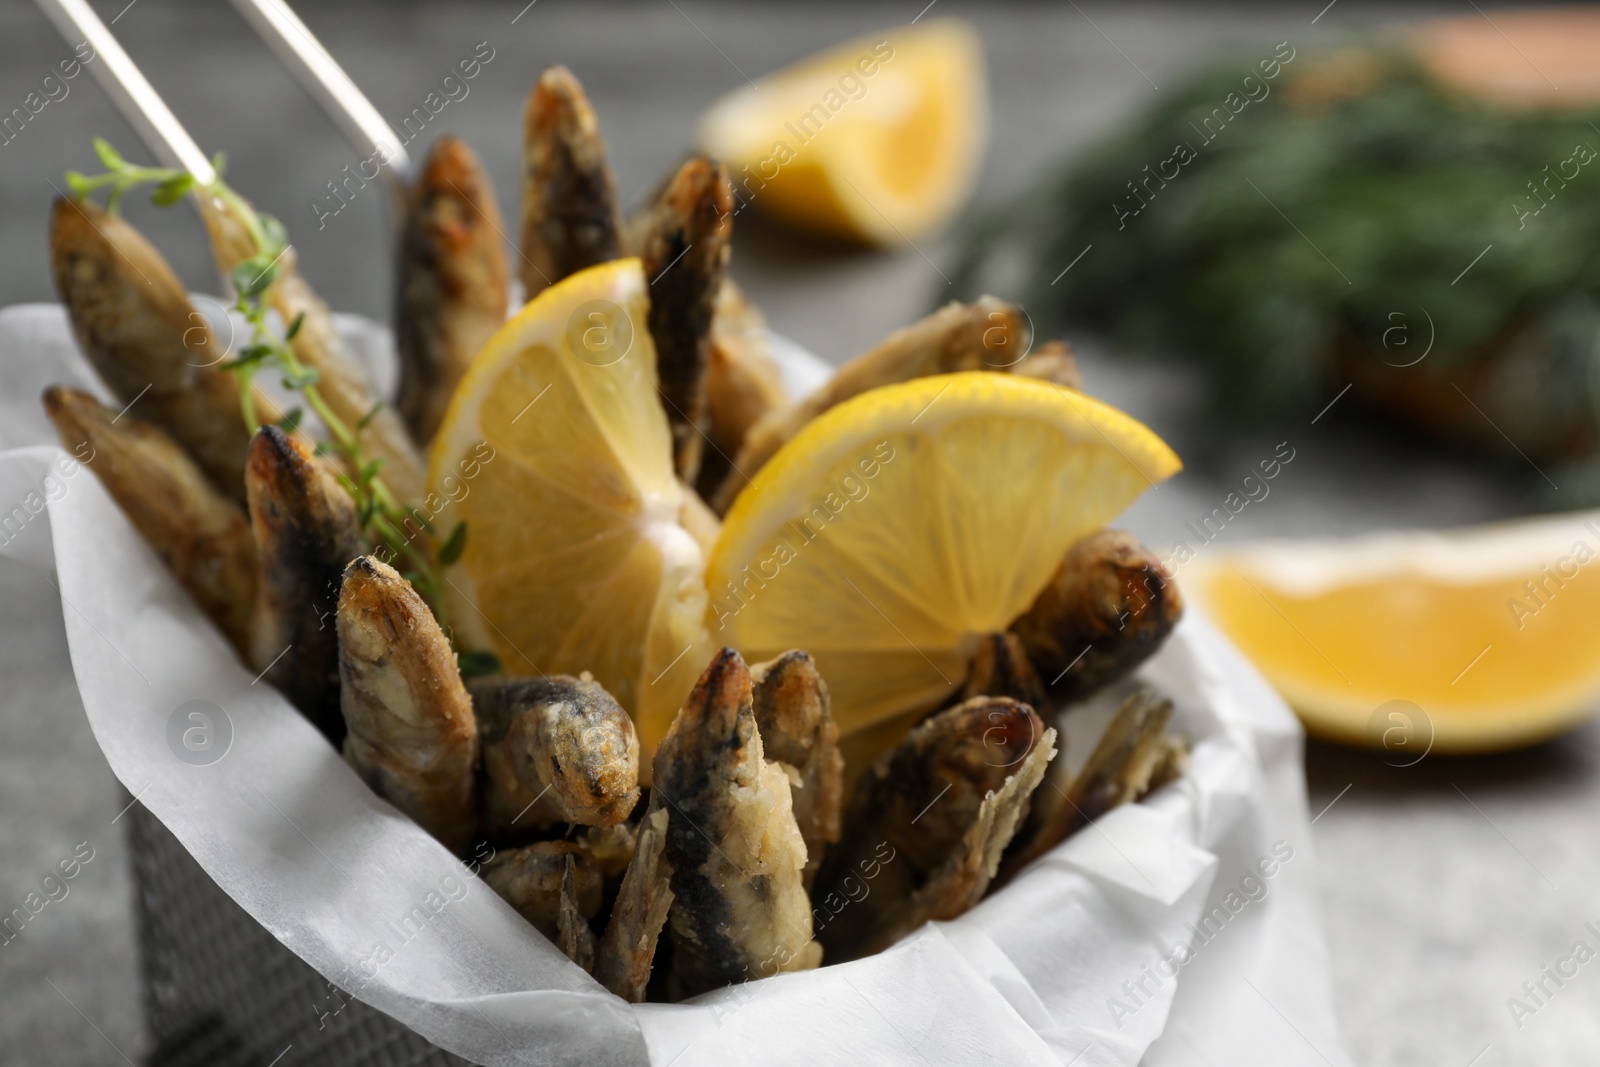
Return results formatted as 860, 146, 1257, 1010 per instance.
706, 373, 1180, 735
698, 19, 987, 244
429, 258, 713, 755
1186, 514, 1600, 753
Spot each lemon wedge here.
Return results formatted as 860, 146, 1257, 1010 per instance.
706, 372, 1180, 736
698, 19, 987, 244
428, 259, 713, 755
1186, 513, 1600, 752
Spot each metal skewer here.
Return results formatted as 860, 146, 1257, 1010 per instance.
33, 0, 216, 184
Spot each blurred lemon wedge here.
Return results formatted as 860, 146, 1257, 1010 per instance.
698, 19, 987, 244
706, 372, 1180, 736
428, 258, 713, 756
1186, 513, 1600, 753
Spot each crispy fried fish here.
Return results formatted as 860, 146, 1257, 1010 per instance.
42, 386, 256, 654
655, 648, 820, 1000
961, 632, 1049, 713
594, 802, 673, 1002
750, 651, 841, 888
712, 296, 1030, 511
813, 697, 1051, 963
337, 555, 478, 853
197, 188, 426, 503
49, 197, 273, 500
470, 674, 640, 839
697, 280, 786, 500
519, 66, 625, 300
1010, 529, 1183, 705
1003, 689, 1173, 879
641, 156, 733, 482
395, 136, 509, 445
483, 840, 603, 961
245, 425, 366, 744
1011, 340, 1083, 389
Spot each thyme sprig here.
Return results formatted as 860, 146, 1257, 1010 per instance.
69, 138, 494, 673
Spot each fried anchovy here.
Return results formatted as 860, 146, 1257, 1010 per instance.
1011, 528, 1184, 705
813, 697, 1050, 963
49, 197, 274, 501
470, 674, 640, 839
656, 648, 820, 1000
712, 296, 1031, 512
1003, 689, 1173, 879
197, 188, 426, 503
594, 803, 673, 1002
483, 840, 602, 959
395, 136, 509, 445
245, 425, 366, 744
557, 853, 598, 971
42, 386, 256, 654
1011, 340, 1083, 389
337, 555, 478, 853
1143, 732, 1190, 797
696, 279, 786, 500
750, 651, 842, 889
641, 156, 733, 482
519, 65, 625, 300
962, 632, 1050, 714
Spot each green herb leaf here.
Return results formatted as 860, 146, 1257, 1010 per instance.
92, 138, 124, 171
280, 363, 320, 389
356, 400, 385, 432
359, 457, 385, 483
275, 407, 304, 433
211, 151, 227, 178
231, 256, 278, 298
457, 650, 501, 678
284, 310, 306, 340
64, 171, 91, 198
437, 521, 468, 566
258, 213, 289, 255
314, 441, 334, 457
150, 173, 195, 207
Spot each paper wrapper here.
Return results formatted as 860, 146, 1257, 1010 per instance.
0, 302, 1352, 1066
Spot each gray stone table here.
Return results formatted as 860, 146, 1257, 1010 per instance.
0, 1, 1592, 1063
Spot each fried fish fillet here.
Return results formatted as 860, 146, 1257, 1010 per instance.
1010, 529, 1184, 705
197, 188, 426, 503
337, 555, 478, 853
245, 425, 366, 744
749, 651, 842, 889
712, 296, 1031, 512
42, 386, 256, 654
395, 136, 510, 445
655, 648, 821, 1000
470, 674, 640, 838
594, 802, 673, 1002
961, 631, 1049, 713
518, 66, 625, 300
49, 196, 274, 501
812, 697, 1052, 962
482, 840, 603, 962
641, 156, 733, 482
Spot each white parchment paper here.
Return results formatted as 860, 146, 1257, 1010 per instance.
0, 302, 1352, 1066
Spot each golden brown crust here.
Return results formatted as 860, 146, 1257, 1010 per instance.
482, 840, 603, 942
48, 197, 271, 502
197, 189, 426, 504
337, 555, 479, 853
641, 156, 734, 482
962, 632, 1049, 714
42, 385, 256, 654
245, 425, 366, 743
471, 674, 640, 837
813, 696, 1047, 962
696, 280, 786, 500
712, 296, 1030, 512
395, 136, 510, 445
594, 804, 673, 1001
518, 66, 625, 300
750, 650, 842, 888
1010, 528, 1183, 705
1010, 340, 1083, 390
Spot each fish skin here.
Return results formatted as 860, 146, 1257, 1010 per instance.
712, 296, 1031, 512
749, 650, 842, 889
518, 65, 625, 300
655, 648, 820, 1000
337, 555, 478, 853
812, 696, 1048, 962
196, 188, 427, 504
245, 425, 366, 744
395, 136, 510, 445
1010, 528, 1183, 706
962, 631, 1050, 714
594, 803, 673, 1002
42, 385, 256, 654
640, 156, 734, 482
470, 674, 641, 837
48, 196, 273, 502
